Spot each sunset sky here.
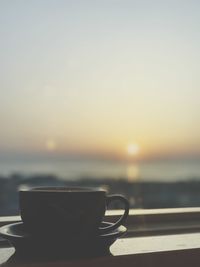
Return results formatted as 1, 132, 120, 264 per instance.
0, 0, 200, 161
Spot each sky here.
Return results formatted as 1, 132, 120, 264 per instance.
0, 0, 200, 162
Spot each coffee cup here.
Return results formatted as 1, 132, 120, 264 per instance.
19, 187, 129, 238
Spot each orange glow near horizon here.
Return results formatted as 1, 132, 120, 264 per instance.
3, 133, 198, 162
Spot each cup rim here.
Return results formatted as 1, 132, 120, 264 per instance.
19, 186, 106, 193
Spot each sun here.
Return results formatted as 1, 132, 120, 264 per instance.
127, 143, 140, 156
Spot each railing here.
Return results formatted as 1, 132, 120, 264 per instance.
1, 207, 200, 236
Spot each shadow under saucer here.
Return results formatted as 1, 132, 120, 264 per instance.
6, 247, 113, 265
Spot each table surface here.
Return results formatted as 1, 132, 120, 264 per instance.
1, 232, 200, 267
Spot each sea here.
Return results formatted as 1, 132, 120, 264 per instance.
0, 158, 200, 182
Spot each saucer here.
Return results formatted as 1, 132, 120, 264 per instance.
0, 222, 127, 257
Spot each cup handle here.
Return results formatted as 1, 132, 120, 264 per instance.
99, 195, 129, 235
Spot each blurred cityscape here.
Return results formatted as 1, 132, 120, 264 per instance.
1, 174, 200, 216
